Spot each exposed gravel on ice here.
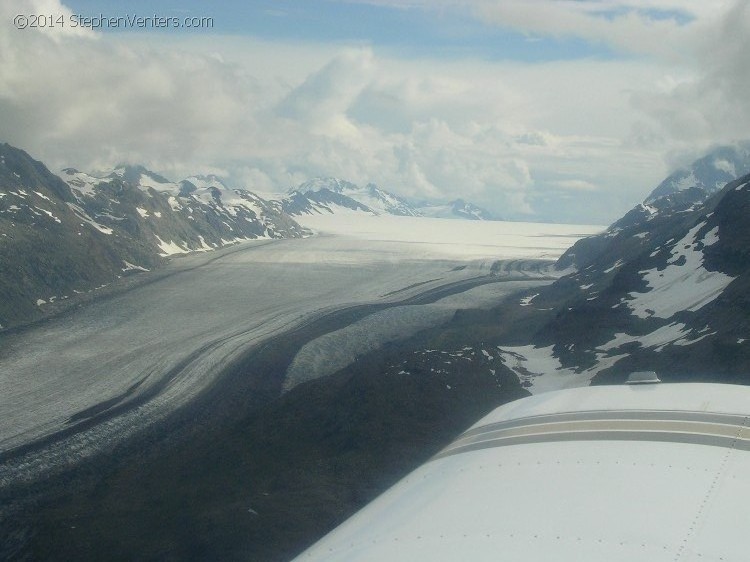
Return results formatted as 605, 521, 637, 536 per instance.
285, 279, 552, 390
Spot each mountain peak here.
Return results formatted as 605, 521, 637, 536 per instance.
645, 142, 750, 205
182, 174, 230, 191
293, 177, 360, 195
287, 176, 502, 220
108, 164, 173, 187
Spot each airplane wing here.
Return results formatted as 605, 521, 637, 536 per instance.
292, 380, 750, 561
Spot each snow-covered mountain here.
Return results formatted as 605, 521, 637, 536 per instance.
416, 198, 498, 220
375, 144, 750, 393
558, 142, 750, 272
510, 146, 750, 385
283, 176, 499, 220
0, 146, 305, 329
484, 144, 750, 388
282, 187, 377, 217
285, 177, 421, 218
354, 183, 422, 217
61, 166, 305, 256
645, 142, 750, 204
519, 170, 750, 386
0, 148, 157, 328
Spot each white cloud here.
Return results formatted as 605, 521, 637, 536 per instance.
0, 18, 662, 221
25, 0, 95, 39
1, 0, 748, 224
629, 1, 750, 151
553, 179, 599, 192
474, 0, 731, 60
277, 49, 375, 137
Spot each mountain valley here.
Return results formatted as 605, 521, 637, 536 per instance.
3, 142, 750, 561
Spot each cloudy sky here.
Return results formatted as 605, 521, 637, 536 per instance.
1, 0, 748, 223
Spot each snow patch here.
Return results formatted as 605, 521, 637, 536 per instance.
36, 207, 61, 223
598, 322, 689, 353
519, 293, 538, 306
122, 261, 150, 273
603, 259, 624, 274
66, 203, 113, 234
702, 226, 720, 246
496, 344, 617, 394
154, 234, 188, 256
674, 171, 698, 191
60, 169, 103, 198
196, 235, 213, 252
624, 222, 734, 319
167, 196, 182, 211
137, 173, 180, 194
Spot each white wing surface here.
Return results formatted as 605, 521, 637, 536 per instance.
293, 383, 750, 562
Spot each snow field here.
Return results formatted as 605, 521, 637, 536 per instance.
624, 221, 734, 319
